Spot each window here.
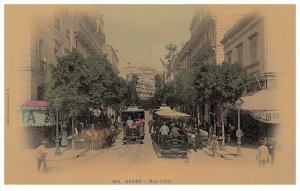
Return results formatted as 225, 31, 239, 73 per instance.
54, 17, 60, 31
236, 43, 243, 66
249, 33, 258, 65
226, 51, 232, 64
38, 38, 46, 73
53, 40, 62, 65
65, 29, 70, 40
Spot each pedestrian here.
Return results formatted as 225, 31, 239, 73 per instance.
256, 140, 269, 168
267, 137, 276, 164
210, 135, 219, 157
148, 119, 154, 133
36, 140, 48, 173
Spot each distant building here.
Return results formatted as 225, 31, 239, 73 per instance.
120, 66, 157, 100
21, 9, 106, 101
102, 43, 119, 74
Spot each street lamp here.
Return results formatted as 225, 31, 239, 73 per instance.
54, 98, 62, 156
235, 99, 243, 157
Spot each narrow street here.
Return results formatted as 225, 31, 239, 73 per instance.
5, 111, 289, 184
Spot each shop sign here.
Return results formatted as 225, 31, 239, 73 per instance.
22, 109, 55, 127
249, 110, 280, 124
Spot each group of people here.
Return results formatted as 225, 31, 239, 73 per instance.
256, 138, 277, 167
158, 122, 192, 137
125, 115, 145, 137
126, 115, 144, 129
157, 121, 199, 152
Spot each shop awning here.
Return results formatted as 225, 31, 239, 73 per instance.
241, 90, 280, 124
21, 100, 50, 111
241, 89, 278, 110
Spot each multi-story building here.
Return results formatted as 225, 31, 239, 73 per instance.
220, 11, 285, 143
172, 6, 244, 76
120, 66, 157, 100
102, 43, 119, 74
24, 9, 106, 101
220, 12, 278, 93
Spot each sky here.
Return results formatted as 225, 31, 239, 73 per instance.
97, 5, 198, 72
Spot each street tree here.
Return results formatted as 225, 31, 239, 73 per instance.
160, 43, 178, 79
194, 62, 248, 147
45, 52, 124, 149
127, 74, 140, 105
171, 69, 197, 113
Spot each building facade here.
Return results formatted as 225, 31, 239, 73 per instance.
220, 12, 275, 93
221, 12, 282, 143
172, 6, 244, 76
23, 9, 106, 101
102, 43, 119, 74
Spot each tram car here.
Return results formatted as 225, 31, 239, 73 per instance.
121, 105, 145, 144
151, 105, 190, 158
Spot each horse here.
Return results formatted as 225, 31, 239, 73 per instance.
83, 129, 99, 150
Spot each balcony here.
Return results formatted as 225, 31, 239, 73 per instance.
74, 18, 104, 55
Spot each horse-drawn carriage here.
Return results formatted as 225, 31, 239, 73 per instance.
121, 105, 145, 144
83, 126, 115, 150
151, 105, 190, 158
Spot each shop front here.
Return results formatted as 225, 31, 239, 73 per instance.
241, 89, 280, 144
21, 100, 56, 147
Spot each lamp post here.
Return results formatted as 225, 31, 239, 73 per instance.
54, 98, 62, 156
235, 99, 243, 157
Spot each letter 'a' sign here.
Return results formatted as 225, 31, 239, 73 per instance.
22, 109, 55, 127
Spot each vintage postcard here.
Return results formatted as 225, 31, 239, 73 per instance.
2, 3, 297, 188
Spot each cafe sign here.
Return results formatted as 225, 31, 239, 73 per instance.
249, 110, 280, 124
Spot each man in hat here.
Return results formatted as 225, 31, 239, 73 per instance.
36, 140, 48, 173
159, 122, 170, 136
257, 140, 269, 168
170, 125, 181, 137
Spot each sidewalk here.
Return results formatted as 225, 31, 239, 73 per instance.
212, 145, 258, 162
46, 147, 89, 161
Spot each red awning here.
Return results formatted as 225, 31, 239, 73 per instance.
22, 100, 49, 107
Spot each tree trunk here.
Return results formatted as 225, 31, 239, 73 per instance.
72, 116, 75, 150
221, 110, 225, 148
216, 100, 225, 149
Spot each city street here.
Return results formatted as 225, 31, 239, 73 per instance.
5, 112, 289, 184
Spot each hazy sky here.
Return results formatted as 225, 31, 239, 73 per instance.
97, 5, 198, 71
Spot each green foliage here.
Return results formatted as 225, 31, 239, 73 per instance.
172, 69, 197, 106
194, 62, 249, 106
45, 52, 126, 117
127, 74, 140, 105
152, 74, 167, 106
160, 43, 178, 77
